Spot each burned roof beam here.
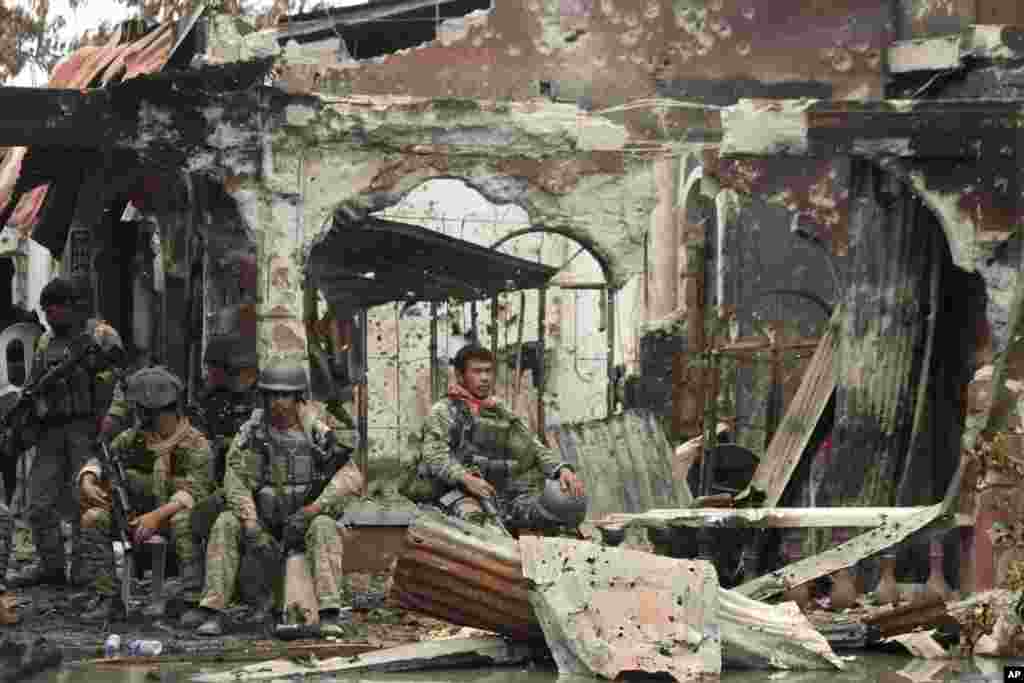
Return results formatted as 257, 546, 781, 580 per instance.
0, 87, 118, 148
272, 0, 473, 44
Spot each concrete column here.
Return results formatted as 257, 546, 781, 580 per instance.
647, 154, 680, 322
229, 183, 309, 373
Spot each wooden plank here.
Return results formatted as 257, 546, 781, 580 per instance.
741, 314, 838, 507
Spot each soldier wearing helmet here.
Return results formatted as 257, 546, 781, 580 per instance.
190, 334, 260, 483
187, 358, 361, 637
8, 277, 125, 589
400, 344, 587, 533
76, 366, 215, 622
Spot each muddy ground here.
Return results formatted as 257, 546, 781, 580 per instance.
0, 518, 458, 667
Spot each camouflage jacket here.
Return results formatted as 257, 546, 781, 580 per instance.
418, 397, 568, 491
79, 419, 216, 511
31, 319, 124, 421
223, 401, 362, 524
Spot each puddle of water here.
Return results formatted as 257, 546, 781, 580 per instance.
32, 654, 1024, 683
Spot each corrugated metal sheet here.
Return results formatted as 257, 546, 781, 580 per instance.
0, 19, 182, 241
547, 408, 691, 520
391, 511, 543, 641
520, 535, 720, 681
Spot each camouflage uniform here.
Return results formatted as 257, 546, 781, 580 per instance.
401, 394, 577, 530
24, 318, 123, 583
198, 402, 361, 614
0, 494, 10, 594
76, 421, 215, 597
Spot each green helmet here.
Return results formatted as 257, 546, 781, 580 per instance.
204, 334, 258, 369
126, 366, 184, 409
258, 360, 308, 393
536, 477, 588, 527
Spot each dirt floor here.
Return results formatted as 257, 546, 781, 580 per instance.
0, 518, 459, 667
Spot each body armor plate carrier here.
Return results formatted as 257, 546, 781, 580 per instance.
243, 413, 333, 537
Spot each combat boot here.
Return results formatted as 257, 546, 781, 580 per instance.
81, 595, 126, 623
195, 610, 225, 636
8, 566, 67, 588
180, 605, 213, 629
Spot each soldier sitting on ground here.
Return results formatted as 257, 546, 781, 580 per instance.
400, 344, 588, 534
188, 359, 362, 637
77, 366, 215, 622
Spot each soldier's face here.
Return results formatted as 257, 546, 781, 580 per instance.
459, 360, 494, 400
266, 391, 299, 428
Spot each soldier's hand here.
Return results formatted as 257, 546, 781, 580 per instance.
559, 468, 585, 498
80, 473, 110, 507
129, 510, 162, 544
461, 473, 495, 500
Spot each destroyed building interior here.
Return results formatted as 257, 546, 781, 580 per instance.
2, 0, 1024, 679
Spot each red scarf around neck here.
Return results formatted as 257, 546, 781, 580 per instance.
448, 383, 497, 416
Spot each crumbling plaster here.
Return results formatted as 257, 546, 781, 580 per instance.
213, 0, 889, 106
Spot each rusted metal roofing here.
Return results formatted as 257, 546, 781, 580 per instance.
0, 13, 197, 242
391, 510, 543, 641
309, 216, 557, 309
546, 408, 692, 520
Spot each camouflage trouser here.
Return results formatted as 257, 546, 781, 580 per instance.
0, 500, 11, 593
78, 470, 199, 597
29, 418, 95, 576
199, 511, 345, 612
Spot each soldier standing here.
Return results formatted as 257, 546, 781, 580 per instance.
9, 277, 124, 587
400, 344, 587, 533
76, 366, 215, 621
189, 360, 361, 636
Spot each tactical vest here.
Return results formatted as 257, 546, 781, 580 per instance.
240, 413, 333, 532
35, 331, 109, 421
448, 401, 520, 490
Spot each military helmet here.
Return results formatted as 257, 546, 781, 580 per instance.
39, 278, 78, 308
536, 477, 588, 527
204, 334, 258, 370
258, 360, 308, 393
126, 365, 184, 409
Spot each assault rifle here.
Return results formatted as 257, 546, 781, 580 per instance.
96, 440, 136, 615
0, 334, 103, 458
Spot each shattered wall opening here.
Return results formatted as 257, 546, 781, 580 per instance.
279, 0, 492, 59
331, 177, 632, 496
